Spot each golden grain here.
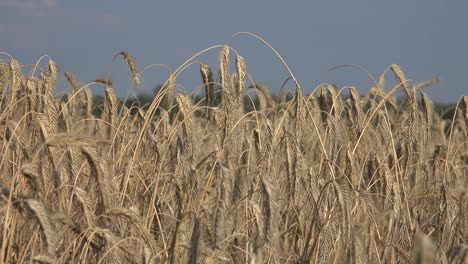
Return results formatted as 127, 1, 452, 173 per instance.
0, 46, 465, 264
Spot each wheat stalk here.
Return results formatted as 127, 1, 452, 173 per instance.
420, 91, 433, 144
119, 51, 141, 87
235, 55, 246, 98
219, 45, 230, 102
390, 64, 410, 97
462, 96, 468, 130
26, 199, 57, 256
200, 64, 215, 120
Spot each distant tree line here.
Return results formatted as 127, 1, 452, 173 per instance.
85, 84, 459, 121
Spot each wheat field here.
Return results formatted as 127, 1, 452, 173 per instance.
0, 44, 467, 263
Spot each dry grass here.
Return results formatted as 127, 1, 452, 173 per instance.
0, 45, 467, 264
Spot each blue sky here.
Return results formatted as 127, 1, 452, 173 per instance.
1, 0, 467, 103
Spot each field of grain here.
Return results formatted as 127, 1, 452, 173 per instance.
0, 45, 467, 263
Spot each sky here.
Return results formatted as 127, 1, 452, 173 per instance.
1, 0, 467, 103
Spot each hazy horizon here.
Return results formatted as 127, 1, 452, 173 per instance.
1, 1, 466, 103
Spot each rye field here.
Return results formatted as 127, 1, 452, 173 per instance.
0, 44, 467, 263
